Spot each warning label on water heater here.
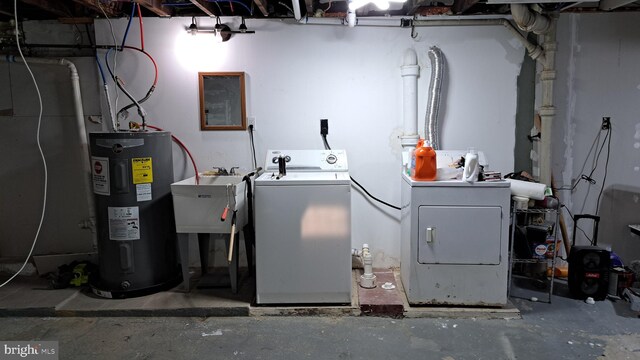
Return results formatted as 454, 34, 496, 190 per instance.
108, 206, 140, 241
92, 156, 110, 195
132, 157, 153, 184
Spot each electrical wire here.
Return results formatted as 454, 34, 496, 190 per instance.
248, 124, 257, 170
95, 55, 107, 84
207, 0, 253, 14
322, 134, 400, 211
142, 124, 200, 184
561, 204, 593, 245
554, 128, 603, 191
595, 126, 612, 215
98, 1, 120, 130
1, 0, 47, 288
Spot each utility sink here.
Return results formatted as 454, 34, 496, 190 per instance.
171, 175, 247, 234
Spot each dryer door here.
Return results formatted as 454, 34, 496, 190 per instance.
417, 205, 502, 265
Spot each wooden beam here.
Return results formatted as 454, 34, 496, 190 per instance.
451, 0, 479, 14
599, 0, 636, 10
70, 0, 120, 17
20, 0, 72, 18
253, 0, 269, 16
188, 0, 217, 17
138, 0, 173, 17
58, 17, 94, 24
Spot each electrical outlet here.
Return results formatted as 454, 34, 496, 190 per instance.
601, 117, 611, 130
320, 119, 329, 135
248, 116, 256, 130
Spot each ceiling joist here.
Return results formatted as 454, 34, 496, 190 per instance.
137, 0, 173, 17
188, 0, 217, 17
70, 0, 119, 17
20, 0, 72, 18
253, 0, 269, 16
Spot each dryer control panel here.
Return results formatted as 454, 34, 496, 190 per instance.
264, 150, 348, 172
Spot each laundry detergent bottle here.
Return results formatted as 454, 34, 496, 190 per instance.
462, 148, 479, 183
409, 138, 424, 178
412, 139, 437, 181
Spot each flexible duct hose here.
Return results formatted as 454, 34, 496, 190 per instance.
425, 46, 444, 150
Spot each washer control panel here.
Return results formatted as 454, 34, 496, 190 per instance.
264, 150, 348, 172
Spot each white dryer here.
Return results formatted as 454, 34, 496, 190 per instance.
254, 150, 351, 304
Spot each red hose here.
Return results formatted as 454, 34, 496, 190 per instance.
137, 4, 145, 51
123, 46, 158, 87
145, 124, 200, 185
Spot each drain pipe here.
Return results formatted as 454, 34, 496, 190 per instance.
401, 48, 420, 154
359, 244, 376, 288
412, 19, 545, 63
291, 0, 303, 22
509, 5, 555, 186
2, 55, 97, 250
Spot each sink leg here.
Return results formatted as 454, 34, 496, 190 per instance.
177, 233, 190, 292
197, 233, 211, 275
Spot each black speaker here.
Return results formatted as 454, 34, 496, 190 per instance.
568, 246, 610, 300
568, 214, 610, 301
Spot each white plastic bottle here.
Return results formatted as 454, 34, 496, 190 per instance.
462, 148, 479, 183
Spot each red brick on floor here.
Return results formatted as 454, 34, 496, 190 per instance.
357, 269, 404, 318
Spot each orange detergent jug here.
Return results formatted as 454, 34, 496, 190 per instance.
412, 141, 437, 181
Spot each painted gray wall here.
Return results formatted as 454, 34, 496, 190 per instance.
554, 13, 640, 262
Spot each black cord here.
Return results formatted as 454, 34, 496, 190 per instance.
350, 176, 401, 210
595, 127, 612, 215
322, 134, 400, 211
554, 126, 609, 192
248, 125, 257, 170
561, 204, 593, 245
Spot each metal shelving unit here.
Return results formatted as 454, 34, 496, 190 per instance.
508, 205, 560, 303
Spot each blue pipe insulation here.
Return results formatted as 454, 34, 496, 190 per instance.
95, 55, 107, 84
120, 2, 136, 50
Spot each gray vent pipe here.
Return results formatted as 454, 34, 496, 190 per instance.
425, 46, 444, 150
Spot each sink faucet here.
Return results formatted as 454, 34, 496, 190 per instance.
230, 167, 240, 175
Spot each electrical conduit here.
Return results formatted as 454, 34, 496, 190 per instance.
2, 55, 97, 250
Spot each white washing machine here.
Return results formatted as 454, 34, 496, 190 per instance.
255, 150, 351, 304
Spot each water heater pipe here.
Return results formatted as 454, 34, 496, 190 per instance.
1, 55, 97, 250
400, 48, 420, 152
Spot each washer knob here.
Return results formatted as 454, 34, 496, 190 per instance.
272, 157, 278, 164
326, 154, 337, 164
285, 155, 291, 162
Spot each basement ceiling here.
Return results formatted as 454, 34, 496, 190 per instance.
0, 0, 639, 22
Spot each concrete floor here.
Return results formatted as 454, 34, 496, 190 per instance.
0, 274, 639, 359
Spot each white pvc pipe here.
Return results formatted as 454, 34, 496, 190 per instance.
510, 4, 550, 35
400, 48, 420, 151
2, 55, 97, 250
291, 0, 303, 22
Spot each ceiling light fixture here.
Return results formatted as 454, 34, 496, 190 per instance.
187, 16, 198, 36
